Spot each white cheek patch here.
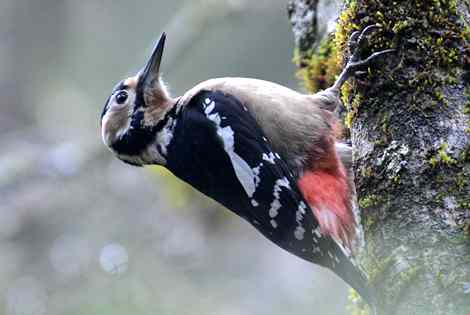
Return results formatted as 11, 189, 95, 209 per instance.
101, 114, 113, 147
116, 120, 131, 139
101, 108, 132, 148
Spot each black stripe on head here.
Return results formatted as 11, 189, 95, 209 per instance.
110, 110, 153, 155
112, 80, 128, 94
153, 100, 179, 131
100, 80, 129, 121
110, 100, 180, 157
134, 76, 147, 111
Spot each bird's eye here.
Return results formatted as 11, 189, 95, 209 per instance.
115, 91, 128, 105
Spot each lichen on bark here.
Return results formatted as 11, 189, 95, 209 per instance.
290, 0, 470, 314
288, 0, 343, 94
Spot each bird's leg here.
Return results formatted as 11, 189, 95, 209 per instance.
331, 25, 395, 91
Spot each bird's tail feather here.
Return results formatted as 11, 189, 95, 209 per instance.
326, 246, 378, 314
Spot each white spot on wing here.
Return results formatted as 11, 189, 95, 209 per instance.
268, 177, 290, 222
251, 200, 259, 207
231, 154, 257, 197
252, 163, 263, 187
270, 219, 278, 228
269, 200, 281, 218
275, 177, 290, 190
262, 152, 276, 164
313, 227, 322, 238
204, 100, 216, 116
296, 201, 307, 222
294, 226, 305, 240
203, 99, 262, 200
294, 201, 307, 240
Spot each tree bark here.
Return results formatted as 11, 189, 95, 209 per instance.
289, 1, 470, 314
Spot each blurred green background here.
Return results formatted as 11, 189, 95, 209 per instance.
0, 0, 348, 314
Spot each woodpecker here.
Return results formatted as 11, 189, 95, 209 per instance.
101, 26, 392, 310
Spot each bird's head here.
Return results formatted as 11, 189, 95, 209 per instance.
101, 33, 175, 166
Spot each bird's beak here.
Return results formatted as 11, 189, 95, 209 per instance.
140, 32, 166, 86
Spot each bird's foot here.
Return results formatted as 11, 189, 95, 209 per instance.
332, 25, 395, 90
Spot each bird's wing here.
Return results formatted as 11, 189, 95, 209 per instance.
166, 90, 374, 305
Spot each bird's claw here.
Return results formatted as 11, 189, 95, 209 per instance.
347, 25, 379, 62
331, 25, 395, 90
348, 30, 361, 54
351, 49, 396, 69
348, 24, 382, 63
356, 25, 381, 43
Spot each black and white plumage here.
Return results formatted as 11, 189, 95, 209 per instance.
165, 90, 373, 303
100, 30, 393, 312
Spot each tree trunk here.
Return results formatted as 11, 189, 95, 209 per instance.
289, 1, 470, 314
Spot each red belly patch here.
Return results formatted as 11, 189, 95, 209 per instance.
298, 166, 355, 248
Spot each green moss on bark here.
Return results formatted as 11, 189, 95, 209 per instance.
333, 0, 469, 126
293, 35, 341, 93
290, 1, 470, 314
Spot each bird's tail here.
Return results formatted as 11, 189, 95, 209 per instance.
319, 239, 378, 314
342, 264, 378, 313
